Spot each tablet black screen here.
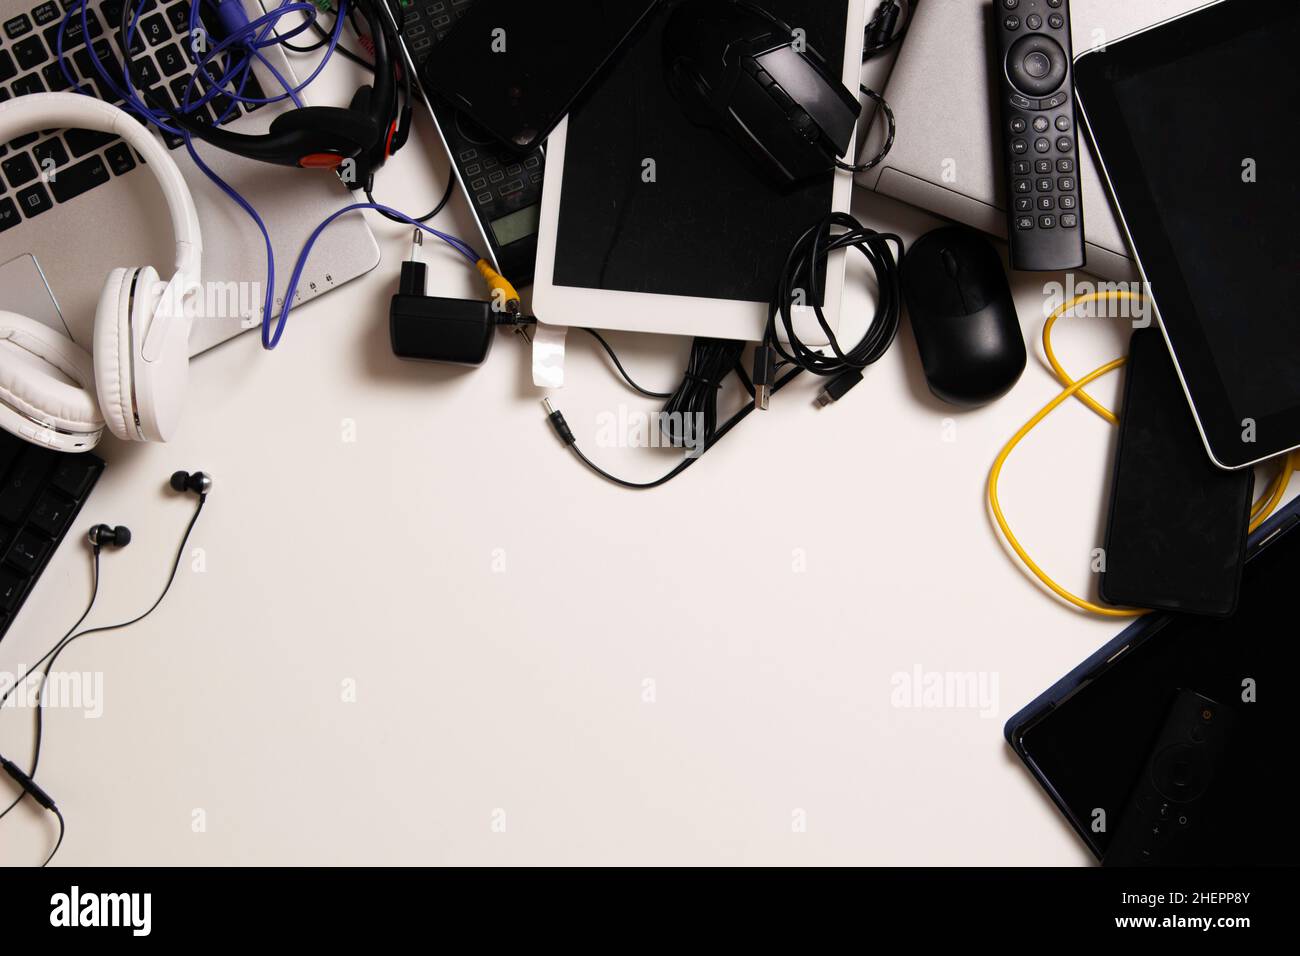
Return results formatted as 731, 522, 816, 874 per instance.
1017, 508, 1300, 864
552, 0, 847, 303
1074, 0, 1300, 465
1110, 22, 1300, 420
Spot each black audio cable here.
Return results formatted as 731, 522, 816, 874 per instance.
753, 212, 904, 409
863, 0, 916, 61
0, 492, 208, 866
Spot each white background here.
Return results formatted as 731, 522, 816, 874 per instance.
2, 37, 1292, 867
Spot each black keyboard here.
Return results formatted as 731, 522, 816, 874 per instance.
0, 430, 103, 642
0, 0, 263, 236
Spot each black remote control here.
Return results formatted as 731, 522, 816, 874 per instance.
1103, 690, 1235, 867
994, 0, 1085, 271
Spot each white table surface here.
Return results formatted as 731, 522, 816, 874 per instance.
2, 48, 1292, 868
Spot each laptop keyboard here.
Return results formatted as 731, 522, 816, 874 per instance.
0, 0, 265, 236
0, 429, 103, 642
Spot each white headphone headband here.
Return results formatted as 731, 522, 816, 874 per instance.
0, 93, 202, 281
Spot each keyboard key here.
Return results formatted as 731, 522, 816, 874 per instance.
0, 50, 17, 83
15, 181, 52, 218
3, 14, 33, 39
0, 566, 27, 612
65, 127, 116, 156
12, 35, 47, 70
130, 55, 161, 86
50, 456, 98, 498
44, 9, 101, 53
50, 154, 109, 203
32, 2, 61, 26
0, 198, 20, 233
12, 72, 46, 96
5, 529, 52, 575
0, 448, 53, 522
165, 3, 190, 32
105, 141, 136, 175
32, 136, 68, 171
139, 12, 168, 45
2, 152, 38, 188
42, 60, 74, 91
28, 491, 75, 538
157, 43, 186, 76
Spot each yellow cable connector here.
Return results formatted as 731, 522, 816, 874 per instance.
476, 259, 522, 319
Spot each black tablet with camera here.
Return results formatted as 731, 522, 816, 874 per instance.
1074, 0, 1300, 469
1005, 498, 1300, 864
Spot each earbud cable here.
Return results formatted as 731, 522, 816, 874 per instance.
0, 495, 208, 866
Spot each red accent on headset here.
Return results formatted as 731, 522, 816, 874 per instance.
384, 120, 398, 160
299, 153, 344, 169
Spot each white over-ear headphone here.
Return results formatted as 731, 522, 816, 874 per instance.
0, 93, 203, 452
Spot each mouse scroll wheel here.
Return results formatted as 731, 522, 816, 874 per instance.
940, 249, 961, 278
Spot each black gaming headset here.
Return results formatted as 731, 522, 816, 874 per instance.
129, 0, 412, 186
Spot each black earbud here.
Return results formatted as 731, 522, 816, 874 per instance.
170, 470, 213, 497
88, 524, 132, 549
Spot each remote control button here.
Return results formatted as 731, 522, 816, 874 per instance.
1041, 91, 1069, 110
1035, 159, 1053, 174
1056, 158, 1074, 172
1010, 116, 1027, 133
1014, 178, 1032, 193
1007, 34, 1068, 97
1011, 139, 1028, 154
1057, 136, 1073, 152
1015, 197, 1033, 211
1004, 15, 1020, 30
1039, 214, 1056, 229
1032, 116, 1050, 132
1049, 13, 1064, 29
1055, 115, 1071, 131
1016, 215, 1035, 230
1024, 51, 1050, 78
1047, 0, 1062, 6
1013, 160, 1031, 175
1037, 196, 1055, 210
1009, 93, 1033, 110
1036, 178, 1053, 192
1034, 137, 1051, 153
1003, 0, 1019, 8
1058, 177, 1076, 191
1026, 13, 1042, 30
1059, 195, 1076, 209
1060, 213, 1078, 228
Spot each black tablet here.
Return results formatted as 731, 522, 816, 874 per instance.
1073, 0, 1300, 469
1004, 498, 1300, 864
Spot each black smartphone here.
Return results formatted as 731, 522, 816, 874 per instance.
1100, 329, 1254, 615
419, 0, 662, 152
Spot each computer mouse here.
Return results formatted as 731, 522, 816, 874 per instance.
662, 0, 861, 186
902, 227, 1026, 407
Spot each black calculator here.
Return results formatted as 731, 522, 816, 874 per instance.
398, 0, 544, 286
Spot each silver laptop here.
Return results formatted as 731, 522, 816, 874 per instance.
0, 0, 379, 355
855, 0, 1205, 280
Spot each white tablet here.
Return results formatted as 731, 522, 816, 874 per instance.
533, 0, 868, 343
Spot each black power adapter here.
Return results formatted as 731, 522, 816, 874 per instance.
390, 232, 516, 365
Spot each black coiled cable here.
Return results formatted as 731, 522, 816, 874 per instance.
755, 212, 903, 405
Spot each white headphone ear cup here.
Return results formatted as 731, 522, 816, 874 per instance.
94, 266, 138, 441
0, 311, 104, 442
